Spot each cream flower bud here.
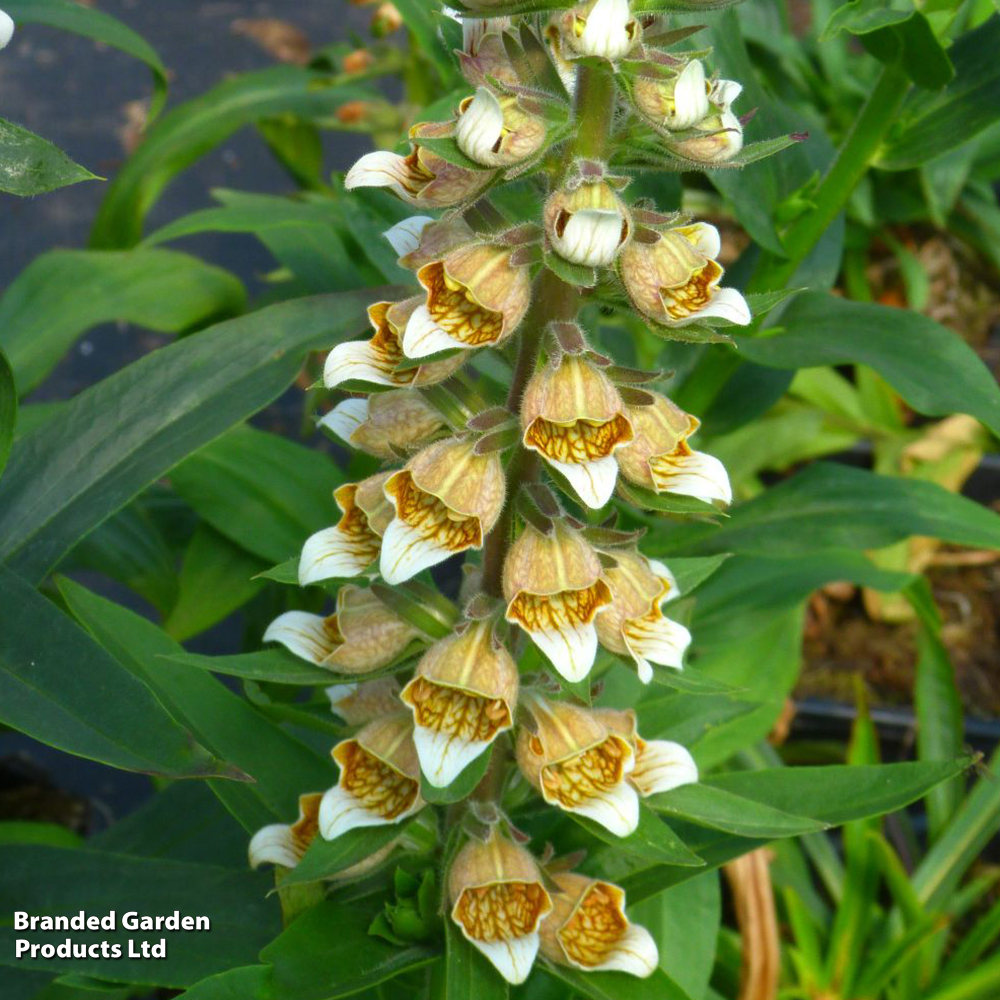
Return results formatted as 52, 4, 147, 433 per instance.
458, 29, 519, 89
455, 88, 546, 168
324, 297, 467, 389
521, 354, 634, 508
564, 0, 640, 62
249, 792, 323, 870
345, 121, 493, 208
544, 181, 632, 268
403, 242, 532, 359
593, 550, 690, 683
539, 871, 658, 976
263, 584, 420, 673
448, 829, 554, 984
0, 10, 13, 50
320, 713, 424, 840
400, 620, 518, 786
381, 438, 505, 584
516, 696, 639, 836
616, 391, 732, 504
320, 390, 445, 460
382, 216, 435, 257
461, 16, 511, 56
595, 707, 699, 796
298, 472, 394, 584
326, 676, 403, 725
671, 108, 744, 163
634, 59, 711, 129
503, 522, 611, 683
619, 222, 750, 327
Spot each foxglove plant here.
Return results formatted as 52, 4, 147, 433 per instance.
254, 0, 788, 987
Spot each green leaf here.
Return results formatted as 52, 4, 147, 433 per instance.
0, 821, 83, 849
170, 425, 344, 565
441, 918, 508, 1000
90, 67, 375, 247
391, 0, 460, 86
0, 565, 236, 780
0, 288, 379, 584
617, 480, 723, 518
634, 692, 761, 747
57, 577, 334, 828
421, 745, 493, 805
649, 783, 826, 838
260, 901, 436, 999
4, 0, 169, 118
0, 249, 246, 394
165, 648, 335, 686
0, 348, 16, 478
661, 554, 731, 596
0, 846, 280, 987
656, 463, 1000, 558
540, 963, 696, 1000
0, 118, 98, 196
739, 291, 1000, 438
178, 966, 272, 1000
573, 803, 705, 867
369, 580, 459, 639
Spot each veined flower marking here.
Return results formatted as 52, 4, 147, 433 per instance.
319, 390, 445, 459
449, 829, 554, 984
521, 354, 633, 508
263, 584, 420, 674
400, 620, 518, 786
616, 391, 732, 504
320, 714, 424, 840
562, 0, 640, 62
249, 792, 323, 870
381, 438, 505, 584
403, 243, 531, 359
539, 871, 658, 976
502, 521, 611, 682
323, 298, 466, 389
594, 548, 691, 682
298, 472, 394, 585
516, 696, 639, 836
544, 181, 632, 268
619, 222, 751, 328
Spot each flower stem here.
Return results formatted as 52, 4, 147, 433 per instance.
572, 64, 618, 161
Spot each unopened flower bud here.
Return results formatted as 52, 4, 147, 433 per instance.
616, 391, 732, 504
455, 87, 546, 168
263, 584, 420, 673
544, 181, 631, 268
619, 222, 750, 327
594, 549, 690, 682
403, 242, 531, 359
381, 438, 505, 583
458, 28, 519, 88
448, 829, 554, 984
342, 48, 374, 74
320, 390, 444, 459
633, 59, 710, 129
371, 1, 402, 37
336, 100, 374, 125
324, 297, 467, 389
327, 676, 403, 725
0, 10, 14, 50
521, 354, 633, 508
539, 871, 658, 976
516, 696, 638, 836
562, 0, 640, 62
249, 792, 323, 869
503, 522, 611, 682
382, 215, 435, 257
594, 707, 698, 797
671, 108, 744, 163
320, 713, 424, 839
461, 16, 511, 56
346, 121, 494, 208
400, 620, 518, 786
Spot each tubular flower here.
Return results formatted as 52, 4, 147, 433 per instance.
382, 215, 435, 257
544, 181, 632, 268
561, 0, 640, 62
381, 438, 506, 584
539, 871, 658, 976
502, 521, 612, 682
595, 707, 699, 797
449, 829, 554, 984
320, 714, 424, 840
264, 584, 420, 674
0, 10, 12, 50
516, 696, 639, 836
345, 120, 494, 208
403, 243, 532, 359
249, 792, 323, 870
594, 549, 690, 682
299, 473, 394, 584
619, 222, 750, 327
326, 676, 403, 725
400, 620, 518, 786
324, 298, 466, 389
521, 354, 634, 508
455, 88, 546, 168
616, 391, 732, 504
458, 28, 519, 89
319, 390, 445, 459
633, 58, 710, 130
669, 79, 744, 163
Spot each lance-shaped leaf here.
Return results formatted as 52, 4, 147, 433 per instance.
0, 118, 98, 197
